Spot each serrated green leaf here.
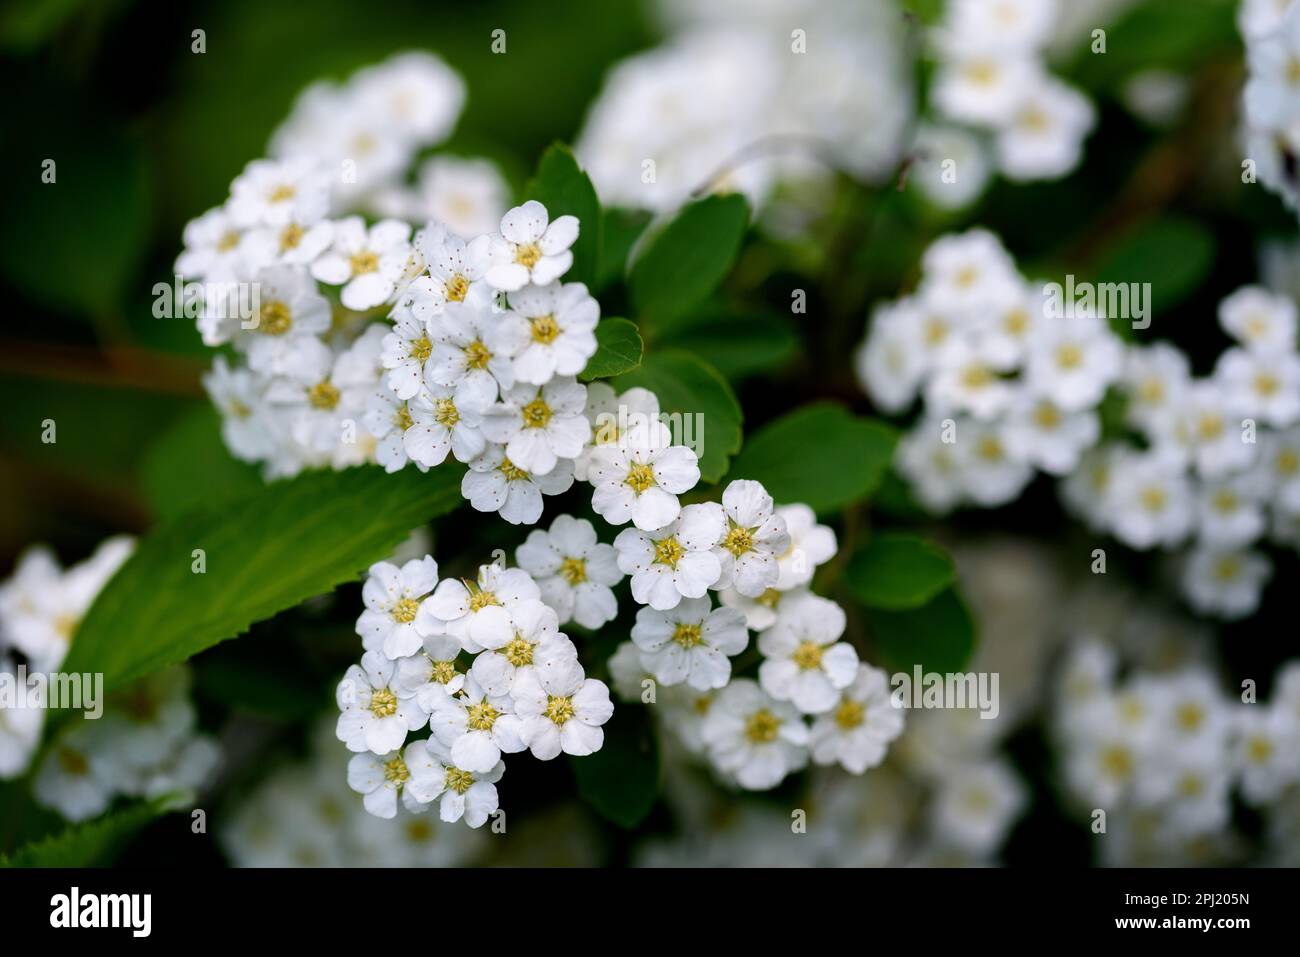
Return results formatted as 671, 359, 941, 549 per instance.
526, 143, 602, 287
726, 403, 897, 513
571, 706, 660, 829
866, 587, 977, 675
612, 350, 742, 483
846, 533, 955, 610
142, 404, 264, 522
62, 465, 464, 691
628, 193, 749, 325
1, 793, 181, 867
579, 318, 643, 382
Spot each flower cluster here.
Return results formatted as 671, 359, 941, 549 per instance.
0, 541, 217, 820
576, 0, 910, 212
607, 486, 906, 791
1241, 0, 1300, 216
928, 0, 1096, 185
857, 229, 1123, 511
1054, 640, 1300, 865
337, 551, 616, 825
858, 228, 1300, 621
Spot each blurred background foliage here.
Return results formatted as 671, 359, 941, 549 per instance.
3, 0, 1298, 864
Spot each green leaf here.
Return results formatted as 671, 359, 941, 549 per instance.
612, 350, 742, 483
142, 404, 264, 522
526, 143, 602, 287
594, 207, 650, 294
1070, 0, 1237, 90
660, 311, 799, 380
62, 465, 464, 691
846, 533, 955, 610
726, 403, 897, 513
866, 587, 977, 675
628, 193, 749, 326
579, 318, 643, 382
1, 793, 182, 867
1091, 218, 1215, 333
570, 706, 660, 829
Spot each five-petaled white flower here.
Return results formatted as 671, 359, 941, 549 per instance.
613, 504, 723, 610
311, 216, 413, 310
587, 442, 701, 531
757, 595, 859, 714
480, 377, 591, 476
514, 515, 623, 629
346, 741, 440, 819
485, 200, 579, 291
513, 658, 613, 760
356, 557, 440, 659
709, 480, 791, 598
425, 675, 526, 774
498, 282, 600, 384
700, 678, 808, 791
631, 596, 748, 691
336, 651, 428, 754
808, 664, 905, 773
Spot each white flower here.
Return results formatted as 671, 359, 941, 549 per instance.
1217, 285, 1297, 352
405, 379, 491, 469
426, 301, 517, 401
1181, 547, 1272, 620
264, 338, 359, 457
809, 665, 905, 774
420, 564, 541, 653
0, 662, 43, 780
412, 155, 509, 238
426, 675, 526, 774
1121, 342, 1191, 437
380, 311, 436, 400
480, 377, 591, 476
420, 737, 504, 827
607, 640, 656, 703
485, 200, 579, 291
244, 210, 334, 269
930, 759, 1027, 854
957, 419, 1034, 507
1024, 313, 1123, 412
356, 557, 440, 660
925, 338, 1016, 420
34, 724, 115, 822
1244, 4, 1300, 128
575, 382, 664, 480
897, 418, 967, 513
770, 504, 836, 590
1234, 707, 1300, 804
719, 584, 808, 633
347, 741, 441, 819
1261, 427, 1300, 511
911, 123, 990, 210
919, 230, 1021, 314
1215, 346, 1300, 427
613, 503, 723, 610
239, 266, 331, 373
394, 633, 465, 699
461, 444, 575, 525
588, 441, 700, 531
757, 595, 858, 714
513, 658, 613, 759
1194, 472, 1269, 548
1105, 450, 1194, 549
700, 678, 808, 791
311, 217, 413, 310
995, 77, 1095, 181
398, 224, 495, 319
631, 597, 748, 690
515, 515, 623, 629
711, 480, 791, 598
203, 357, 278, 463
228, 157, 329, 228
336, 651, 428, 754
175, 204, 251, 284
469, 599, 578, 697
363, 384, 420, 473
1001, 392, 1100, 475
1171, 382, 1259, 478
855, 300, 928, 413
497, 282, 600, 384
933, 54, 1045, 127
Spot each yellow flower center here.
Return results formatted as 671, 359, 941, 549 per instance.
503, 635, 535, 667
445, 274, 470, 302
1278, 449, 1299, 475
1139, 486, 1167, 512
545, 694, 575, 725
1255, 372, 1280, 397
308, 380, 340, 411
1247, 736, 1273, 763
515, 242, 542, 268
792, 640, 824, 670
624, 462, 657, 494
430, 660, 457, 684
1175, 702, 1204, 732
391, 597, 419, 624
835, 699, 865, 730
445, 766, 475, 794
1214, 557, 1242, 581
410, 335, 432, 362
653, 535, 684, 568
468, 588, 500, 612
498, 457, 529, 482
258, 300, 292, 336
217, 230, 241, 252
1101, 746, 1133, 779
369, 688, 398, 718
59, 748, 89, 776
672, 623, 703, 648
722, 524, 755, 557
279, 223, 304, 252
435, 398, 460, 428
530, 314, 560, 344
383, 755, 409, 784
744, 709, 780, 744
961, 365, 993, 389
1055, 343, 1083, 370
466, 701, 499, 731
464, 339, 492, 370
394, 404, 414, 431
756, 588, 782, 608
521, 397, 552, 429
349, 250, 380, 275
269, 183, 296, 203
559, 557, 587, 584
1033, 402, 1061, 429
